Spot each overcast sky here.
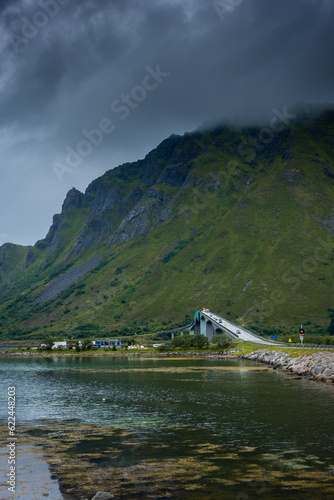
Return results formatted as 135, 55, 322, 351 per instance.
0, 0, 333, 246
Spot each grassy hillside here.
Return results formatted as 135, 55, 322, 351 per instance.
0, 110, 333, 341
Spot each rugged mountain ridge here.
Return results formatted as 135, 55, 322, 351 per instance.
37, 133, 199, 261
0, 110, 333, 340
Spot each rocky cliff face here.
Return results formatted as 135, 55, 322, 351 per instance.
43, 133, 204, 259
35, 188, 87, 261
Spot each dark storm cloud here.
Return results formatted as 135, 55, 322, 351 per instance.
0, 0, 333, 245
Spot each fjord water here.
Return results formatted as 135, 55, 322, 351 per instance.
1, 356, 334, 499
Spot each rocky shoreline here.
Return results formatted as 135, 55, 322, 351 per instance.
240, 350, 334, 383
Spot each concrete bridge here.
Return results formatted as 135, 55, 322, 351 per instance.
161, 309, 284, 346
160, 309, 334, 349
188, 309, 284, 346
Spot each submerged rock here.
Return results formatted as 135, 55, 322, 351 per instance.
92, 492, 114, 500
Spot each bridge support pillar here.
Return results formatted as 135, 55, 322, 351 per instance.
206, 322, 214, 342
171, 332, 174, 340
200, 317, 206, 336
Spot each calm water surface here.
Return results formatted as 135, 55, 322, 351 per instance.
1, 356, 334, 499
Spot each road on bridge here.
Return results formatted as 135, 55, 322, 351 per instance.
201, 310, 284, 346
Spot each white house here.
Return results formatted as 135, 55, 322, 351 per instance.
52, 341, 67, 349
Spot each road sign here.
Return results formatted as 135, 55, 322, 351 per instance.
270, 336, 278, 339
299, 324, 304, 344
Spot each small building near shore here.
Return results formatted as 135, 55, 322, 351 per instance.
128, 344, 148, 349
52, 341, 67, 349
92, 340, 122, 349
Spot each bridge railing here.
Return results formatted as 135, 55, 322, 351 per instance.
275, 343, 334, 350
159, 322, 194, 335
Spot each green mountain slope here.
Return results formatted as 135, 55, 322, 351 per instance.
0, 110, 333, 340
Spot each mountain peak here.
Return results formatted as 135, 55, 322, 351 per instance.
62, 188, 85, 211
